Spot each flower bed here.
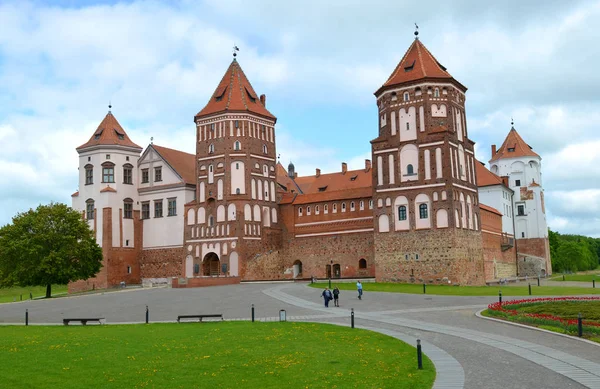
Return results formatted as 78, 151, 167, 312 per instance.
486, 297, 600, 338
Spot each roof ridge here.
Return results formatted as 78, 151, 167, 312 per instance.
416, 40, 427, 75
383, 40, 417, 86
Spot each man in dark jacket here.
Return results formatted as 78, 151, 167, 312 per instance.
333, 286, 340, 307
322, 287, 333, 307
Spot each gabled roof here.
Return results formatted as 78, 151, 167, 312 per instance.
151, 145, 196, 185
77, 111, 142, 151
376, 38, 464, 95
100, 185, 117, 193
490, 127, 540, 162
475, 161, 504, 187
195, 59, 276, 121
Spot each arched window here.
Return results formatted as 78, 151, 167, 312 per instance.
434, 88, 440, 98
403, 92, 409, 102
391, 92, 397, 101
101, 162, 115, 183
359, 200, 364, 210
123, 163, 133, 184
333, 203, 337, 213
84, 164, 94, 185
234, 141, 241, 151
324, 204, 328, 213
419, 204, 428, 219
359, 258, 367, 269
407, 164, 414, 175
123, 198, 133, 219
398, 205, 407, 221
208, 215, 214, 227
236, 188, 240, 195
307, 206, 311, 215
85, 199, 95, 220
263, 144, 268, 154
341, 203, 346, 212
298, 207, 303, 216
315, 205, 320, 214
209, 143, 215, 154
350, 201, 355, 211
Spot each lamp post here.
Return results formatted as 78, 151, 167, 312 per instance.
329, 260, 333, 289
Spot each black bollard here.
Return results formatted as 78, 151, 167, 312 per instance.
528, 284, 532, 296
423, 283, 426, 294
578, 313, 583, 337
25, 309, 29, 326
251, 304, 255, 322
145, 305, 149, 324
417, 339, 423, 370
499, 291, 502, 304
537, 276, 540, 287
351, 308, 355, 329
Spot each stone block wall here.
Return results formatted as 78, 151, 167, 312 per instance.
172, 276, 240, 288
517, 253, 547, 277
140, 247, 185, 279
517, 237, 552, 276
482, 231, 517, 281
245, 249, 284, 280
375, 229, 485, 285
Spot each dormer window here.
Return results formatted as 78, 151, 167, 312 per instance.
350, 175, 358, 181
245, 87, 257, 103
94, 130, 103, 140
404, 59, 415, 72
508, 147, 515, 152
318, 186, 328, 192
115, 130, 125, 140
214, 86, 227, 102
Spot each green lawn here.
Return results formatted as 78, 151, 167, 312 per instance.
310, 282, 600, 296
0, 285, 67, 303
550, 273, 600, 282
0, 322, 435, 389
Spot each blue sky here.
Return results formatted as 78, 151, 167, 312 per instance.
1, 0, 599, 236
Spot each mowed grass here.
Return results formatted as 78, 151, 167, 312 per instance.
310, 282, 600, 296
550, 273, 600, 282
0, 285, 67, 303
0, 322, 435, 389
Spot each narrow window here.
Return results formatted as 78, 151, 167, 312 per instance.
407, 164, 414, 175
154, 167, 162, 182
398, 205, 407, 221
342, 203, 346, 212
333, 203, 337, 213
403, 92, 409, 102
263, 144, 268, 154
307, 206, 311, 215
315, 205, 320, 214
123, 200, 133, 219
235, 120, 239, 128
298, 207, 303, 216
369, 200, 373, 209
236, 163, 240, 170
515, 179, 521, 186
350, 201, 355, 211
127, 266, 132, 274
434, 88, 440, 98
141, 202, 150, 219
324, 204, 328, 214
154, 200, 163, 218
234, 141, 241, 151
359, 200, 364, 210
85, 165, 93, 185
123, 165, 132, 184
85, 200, 95, 220
209, 144, 215, 154
419, 204, 428, 219
209, 215, 214, 227
141, 169, 149, 183
406, 122, 410, 131
168, 198, 177, 216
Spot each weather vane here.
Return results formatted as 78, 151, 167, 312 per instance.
511, 117, 514, 127
414, 23, 419, 39
277, 154, 281, 163
108, 101, 112, 112
233, 45, 239, 57
150, 136, 154, 145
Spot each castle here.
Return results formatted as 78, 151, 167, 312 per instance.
69, 35, 551, 292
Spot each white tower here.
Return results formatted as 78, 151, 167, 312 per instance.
489, 124, 551, 276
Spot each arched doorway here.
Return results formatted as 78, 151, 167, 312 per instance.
203, 252, 220, 276
326, 264, 332, 279
293, 260, 303, 278
333, 264, 341, 278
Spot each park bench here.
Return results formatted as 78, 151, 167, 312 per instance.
63, 318, 105, 326
177, 314, 223, 323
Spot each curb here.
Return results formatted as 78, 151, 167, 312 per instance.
475, 308, 600, 348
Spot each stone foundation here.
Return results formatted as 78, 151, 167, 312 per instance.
517, 253, 547, 277
140, 247, 185, 279
517, 237, 552, 276
172, 276, 240, 288
375, 229, 486, 285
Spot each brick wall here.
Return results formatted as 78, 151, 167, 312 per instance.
172, 276, 240, 288
517, 237, 552, 275
140, 247, 185, 279
375, 228, 485, 285
481, 208, 517, 281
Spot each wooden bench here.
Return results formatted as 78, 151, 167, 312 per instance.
177, 314, 223, 323
63, 318, 104, 326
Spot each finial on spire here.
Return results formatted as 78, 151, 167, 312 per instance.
233, 45, 239, 58
108, 101, 112, 112
511, 117, 514, 127
277, 154, 281, 163
150, 136, 154, 145
414, 23, 419, 39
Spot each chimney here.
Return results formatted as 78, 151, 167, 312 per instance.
294, 172, 298, 178
491, 145, 497, 157
365, 159, 371, 172
501, 176, 509, 187
316, 168, 321, 177
341, 162, 347, 174
260, 94, 266, 107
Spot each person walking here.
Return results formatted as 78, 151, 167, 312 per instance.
333, 286, 340, 307
356, 280, 363, 300
322, 287, 333, 307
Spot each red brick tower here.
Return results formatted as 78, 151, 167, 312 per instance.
183, 55, 280, 280
371, 32, 485, 285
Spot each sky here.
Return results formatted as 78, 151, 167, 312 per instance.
0, 0, 599, 237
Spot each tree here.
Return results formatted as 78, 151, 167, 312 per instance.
0, 202, 103, 298
554, 241, 584, 273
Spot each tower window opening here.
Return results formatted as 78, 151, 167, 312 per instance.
419, 204, 428, 219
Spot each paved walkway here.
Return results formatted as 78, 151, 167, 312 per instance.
1, 282, 599, 388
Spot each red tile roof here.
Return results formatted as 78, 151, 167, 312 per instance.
376, 38, 464, 94
479, 203, 503, 216
195, 59, 276, 121
152, 145, 196, 185
71, 191, 79, 197
100, 185, 117, 193
294, 168, 372, 194
291, 187, 372, 205
475, 161, 504, 187
490, 128, 540, 162
77, 111, 142, 151
276, 162, 301, 193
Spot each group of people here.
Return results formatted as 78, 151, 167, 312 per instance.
321, 281, 363, 307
